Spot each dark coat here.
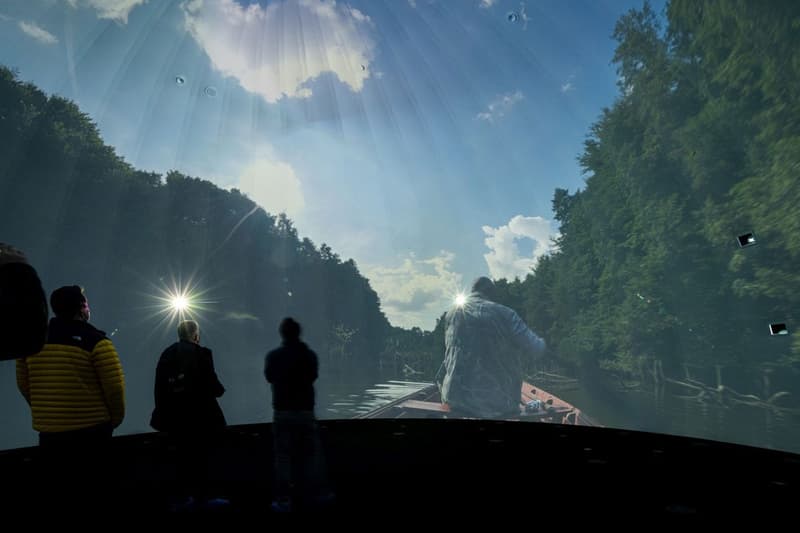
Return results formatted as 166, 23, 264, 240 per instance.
265, 340, 318, 411
150, 341, 226, 432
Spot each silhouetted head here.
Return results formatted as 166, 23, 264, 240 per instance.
471, 276, 495, 300
0, 244, 48, 360
0, 243, 28, 267
279, 317, 301, 342
51, 285, 89, 321
178, 320, 200, 344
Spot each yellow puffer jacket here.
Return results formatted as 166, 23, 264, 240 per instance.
16, 317, 125, 433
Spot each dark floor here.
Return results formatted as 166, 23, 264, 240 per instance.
1, 419, 798, 521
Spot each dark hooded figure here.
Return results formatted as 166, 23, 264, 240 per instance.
265, 317, 333, 512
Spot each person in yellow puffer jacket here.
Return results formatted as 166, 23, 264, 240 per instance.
16, 285, 125, 446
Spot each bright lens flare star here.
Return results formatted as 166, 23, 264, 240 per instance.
151, 283, 207, 323
171, 294, 189, 312
163, 289, 195, 318
142, 276, 214, 336
454, 293, 468, 307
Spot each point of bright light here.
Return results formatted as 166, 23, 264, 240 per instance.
172, 295, 189, 312
455, 293, 467, 307
150, 278, 211, 329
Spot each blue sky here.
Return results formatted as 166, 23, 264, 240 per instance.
0, 0, 663, 328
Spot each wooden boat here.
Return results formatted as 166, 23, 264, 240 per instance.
356, 381, 600, 426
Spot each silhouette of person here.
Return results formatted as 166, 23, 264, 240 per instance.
437, 277, 546, 418
265, 317, 333, 512
151, 320, 227, 510
0, 243, 47, 361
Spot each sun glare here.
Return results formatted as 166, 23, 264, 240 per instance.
171, 294, 189, 312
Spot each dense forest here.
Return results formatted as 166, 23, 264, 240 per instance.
1, 0, 799, 442
0, 62, 394, 434
396, 0, 800, 399
0, 61, 394, 359
524, 0, 799, 382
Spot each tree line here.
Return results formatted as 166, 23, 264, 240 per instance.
389, 1, 800, 399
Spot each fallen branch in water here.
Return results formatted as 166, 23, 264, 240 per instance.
666, 377, 793, 410
528, 371, 578, 384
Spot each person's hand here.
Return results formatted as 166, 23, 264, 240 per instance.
0, 243, 28, 267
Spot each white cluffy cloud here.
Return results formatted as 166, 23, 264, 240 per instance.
18, 21, 58, 44
236, 158, 305, 219
182, 0, 375, 103
483, 215, 559, 280
476, 90, 523, 123
65, 0, 147, 23
365, 251, 462, 329
479, 0, 497, 8
561, 72, 576, 93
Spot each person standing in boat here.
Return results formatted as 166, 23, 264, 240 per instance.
437, 277, 546, 418
265, 317, 333, 512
